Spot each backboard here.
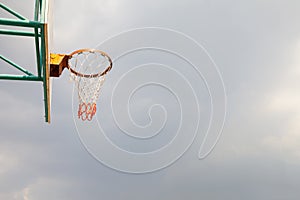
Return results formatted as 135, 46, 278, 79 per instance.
35, 0, 53, 123
43, 0, 53, 123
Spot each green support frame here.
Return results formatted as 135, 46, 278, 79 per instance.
0, 0, 50, 123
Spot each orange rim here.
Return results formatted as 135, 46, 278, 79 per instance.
67, 49, 112, 78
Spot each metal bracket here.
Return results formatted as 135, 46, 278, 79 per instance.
50, 53, 69, 77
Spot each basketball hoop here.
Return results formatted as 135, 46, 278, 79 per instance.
67, 49, 112, 121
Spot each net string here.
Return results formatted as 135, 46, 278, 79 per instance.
68, 51, 109, 120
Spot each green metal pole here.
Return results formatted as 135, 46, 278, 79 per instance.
0, 29, 36, 37
0, 74, 42, 81
40, 0, 46, 23
34, 0, 42, 77
0, 55, 34, 76
0, 18, 41, 28
35, 27, 42, 77
0, 3, 27, 20
34, 0, 40, 21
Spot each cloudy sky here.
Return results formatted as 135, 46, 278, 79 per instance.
1, 0, 300, 199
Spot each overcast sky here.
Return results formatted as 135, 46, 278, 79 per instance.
1, 0, 300, 199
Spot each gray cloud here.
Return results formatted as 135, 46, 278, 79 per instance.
1, 0, 300, 199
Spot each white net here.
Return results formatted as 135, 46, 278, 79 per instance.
68, 50, 112, 121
